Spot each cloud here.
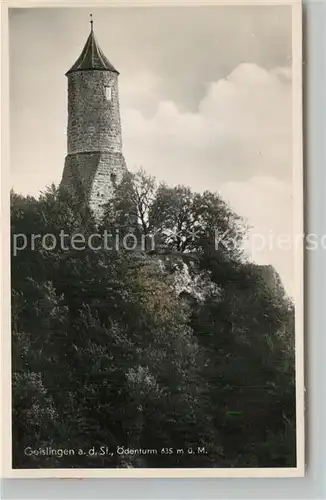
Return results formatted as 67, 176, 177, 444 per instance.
11, 61, 294, 295
121, 63, 292, 188
219, 176, 294, 297
119, 71, 162, 116
120, 63, 293, 294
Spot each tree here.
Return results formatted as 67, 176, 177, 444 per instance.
101, 169, 156, 237
189, 261, 296, 466
10, 173, 296, 469
149, 185, 246, 258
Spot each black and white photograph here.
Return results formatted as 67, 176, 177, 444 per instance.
5, 1, 304, 476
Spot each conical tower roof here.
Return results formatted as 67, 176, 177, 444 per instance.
66, 21, 119, 75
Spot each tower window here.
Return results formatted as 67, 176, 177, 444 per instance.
105, 86, 112, 101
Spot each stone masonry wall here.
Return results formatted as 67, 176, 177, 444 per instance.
89, 152, 126, 219
67, 70, 122, 155
62, 152, 102, 200
61, 67, 127, 219
62, 151, 126, 219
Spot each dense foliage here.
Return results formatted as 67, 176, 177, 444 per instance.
11, 170, 296, 469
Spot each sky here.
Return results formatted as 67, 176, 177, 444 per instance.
9, 6, 295, 297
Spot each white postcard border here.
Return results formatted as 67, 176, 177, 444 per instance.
0, 0, 304, 479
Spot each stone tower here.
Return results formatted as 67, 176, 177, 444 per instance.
61, 17, 127, 219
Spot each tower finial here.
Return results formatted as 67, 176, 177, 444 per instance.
90, 13, 93, 31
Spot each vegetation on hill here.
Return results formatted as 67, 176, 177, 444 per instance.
11, 169, 296, 468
